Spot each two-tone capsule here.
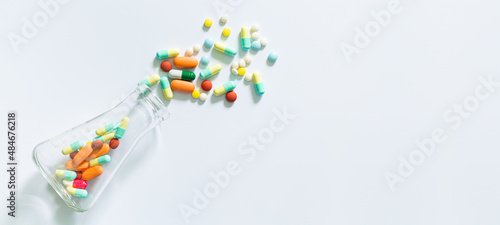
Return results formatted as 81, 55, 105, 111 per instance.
160, 77, 173, 100
90, 155, 111, 167
199, 64, 222, 79
62, 140, 84, 155
169, 70, 196, 81
63, 179, 87, 189
67, 186, 88, 198
93, 133, 115, 143
95, 122, 116, 136
214, 81, 236, 96
138, 74, 160, 87
241, 26, 251, 50
253, 72, 265, 95
156, 48, 180, 59
114, 117, 129, 139
56, 170, 77, 180
214, 42, 237, 56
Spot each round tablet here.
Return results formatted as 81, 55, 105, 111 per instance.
192, 90, 200, 99
160, 61, 172, 72
220, 14, 229, 23
193, 44, 201, 53
226, 91, 237, 102
231, 61, 239, 69
239, 59, 246, 68
251, 24, 259, 32
268, 52, 278, 62
185, 48, 194, 56
251, 32, 259, 40
251, 41, 261, 51
204, 19, 212, 27
109, 138, 119, 149
244, 55, 252, 64
199, 93, 208, 101
231, 68, 238, 75
204, 38, 214, 48
222, 28, 231, 37
201, 55, 210, 65
244, 72, 253, 81
260, 38, 268, 47
201, 80, 212, 91
237, 67, 246, 76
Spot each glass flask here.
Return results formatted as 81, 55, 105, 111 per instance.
32, 84, 168, 212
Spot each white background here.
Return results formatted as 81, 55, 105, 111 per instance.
2, 0, 500, 224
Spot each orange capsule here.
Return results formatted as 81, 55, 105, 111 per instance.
66, 160, 90, 171
82, 166, 103, 181
173, 57, 198, 68
171, 80, 195, 93
72, 144, 92, 166
88, 143, 110, 159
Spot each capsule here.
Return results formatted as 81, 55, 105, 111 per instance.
90, 155, 111, 167
95, 122, 116, 136
169, 69, 196, 81
82, 166, 103, 181
214, 42, 237, 56
93, 132, 115, 143
173, 57, 198, 68
214, 81, 236, 96
171, 80, 195, 93
67, 186, 87, 198
199, 64, 222, 79
56, 170, 77, 181
241, 26, 251, 50
253, 72, 265, 95
62, 140, 84, 155
71, 143, 92, 167
63, 179, 87, 189
114, 117, 129, 139
138, 74, 160, 87
160, 77, 173, 100
156, 48, 180, 59
65, 160, 89, 171
89, 143, 110, 159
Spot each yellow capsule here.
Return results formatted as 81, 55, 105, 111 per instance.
95, 122, 117, 136
115, 117, 129, 139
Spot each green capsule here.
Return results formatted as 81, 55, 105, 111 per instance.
168, 69, 195, 81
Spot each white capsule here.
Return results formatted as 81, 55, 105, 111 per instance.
185, 48, 194, 56
239, 59, 246, 68
193, 44, 201, 53
199, 93, 208, 101
260, 38, 268, 47
231, 61, 239, 69
231, 68, 238, 75
244, 72, 253, 81
220, 14, 229, 23
251, 24, 259, 32
251, 32, 260, 40
244, 55, 252, 64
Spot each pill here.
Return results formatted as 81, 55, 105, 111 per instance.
244, 72, 253, 81
214, 42, 237, 56
62, 140, 84, 155
251, 24, 260, 32
86, 141, 92, 145
268, 52, 278, 62
201, 55, 210, 65
241, 26, 251, 50
114, 117, 129, 139
201, 80, 213, 91
82, 166, 103, 181
95, 123, 116, 136
222, 28, 231, 37
63, 179, 87, 189
199, 93, 208, 101
199, 64, 222, 79
90, 155, 111, 167
173, 57, 198, 68
138, 74, 161, 87
239, 59, 246, 68
168, 69, 196, 81
156, 48, 180, 59
193, 44, 201, 53
93, 132, 115, 142
91, 140, 103, 150
56, 170, 77, 180
192, 90, 200, 99
260, 38, 268, 47
109, 138, 119, 149
76, 172, 82, 180
226, 91, 237, 102
160, 77, 174, 100
69, 150, 79, 159
238, 67, 246, 76
204, 18, 212, 27
160, 61, 172, 72
251, 41, 261, 51
214, 81, 236, 96
220, 14, 228, 23
72, 143, 92, 166
232, 62, 239, 69
204, 38, 214, 48
253, 71, 265, 95
171, 80, 195, 93
67, 186, 87, 198
89, 143, 110, 159
244, 55, 252, 64
66, 160, 89, 171
231, 68, 238, 75
185, 48, 194, 56
251, 32, 260, 40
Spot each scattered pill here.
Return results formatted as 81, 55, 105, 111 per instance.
231, 68, 238, 75
251, 24, 260, 32
93, 133, 115, 143
171, 80, 195, 93
82, 166, 103, 181
76, 172, 82, 180
72, 143, 92, 167
244, 55, 252, 64
138, 74, 161, 87
156, 48, 180, 59
173, 57, 198, 68
226, 91, 237, 102
114, 117, 129, 139
239, 59, 246, 68
204, 38, 214, 48
192, 90, 201, 99
201, 55, 210, 65
199, 93, 208, 101
169, 69, 196, 81
90, 155, 111, 167
66, 160, 89, 171
91, 140, 103, 150
89, 143, 110, 159
160, 77, 174, 100
69, 150, 79, 159
193, 44, 201, 53
63, 179, 87, 189
200, 64, 222, 79
62, 140, 84, 155
268, 52, 278, 62
251, 41, 261, 51
220, 14, 228, 23
238, 67, 246, 76
244, 72, 253, 81
67, 186, 87, 198
109, 138, 120, 149
161, 61, 172, 72
222, 28, 231, 37
241, 26, 251, 50
260, 38, 268, 47
214, 81, 236, 96
56, 170, 77, 180
201, 80, 213, 91
185, 48, 194, 56
214, 42, 237, 56
232, 62, 239, 69
204, 18, 212, 27
251, 32, 260, 40
253, 71, 265, 95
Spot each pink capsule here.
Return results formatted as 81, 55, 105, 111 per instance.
63, 179, 87, 189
